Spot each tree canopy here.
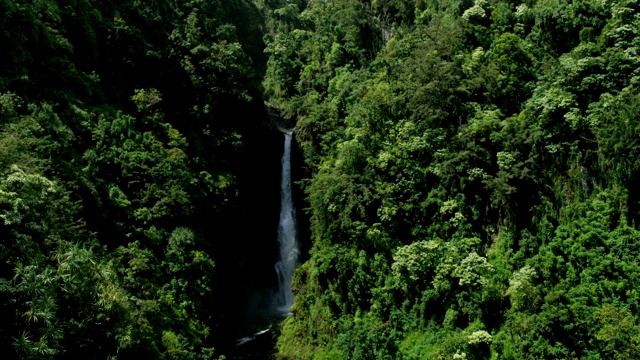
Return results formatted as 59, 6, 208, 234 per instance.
262, 0, 640, 358
0, 0, 275, 358
4, 0, 640, 358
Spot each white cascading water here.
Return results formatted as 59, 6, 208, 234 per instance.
274, 130, 299, 312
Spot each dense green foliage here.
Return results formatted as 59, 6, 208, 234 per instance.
262, 0, 640, 358
0, 0, 275, 358
7, 0, 640, 358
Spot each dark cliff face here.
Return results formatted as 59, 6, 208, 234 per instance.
207, 111, 283, 351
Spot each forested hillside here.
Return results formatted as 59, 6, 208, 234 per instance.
0, 0, 283, 359
5, 0, 640, 359
261, 0, 640, 358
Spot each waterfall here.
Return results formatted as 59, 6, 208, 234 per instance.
274, 130, 299, 312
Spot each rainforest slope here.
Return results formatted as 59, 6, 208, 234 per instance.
0, 0, 279, 359
262, 0, 640, 358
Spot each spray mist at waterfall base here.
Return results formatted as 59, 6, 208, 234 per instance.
227, 130, 299, 359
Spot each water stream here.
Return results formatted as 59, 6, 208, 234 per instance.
274, 130, 299, 312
